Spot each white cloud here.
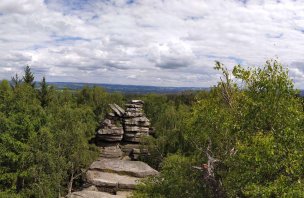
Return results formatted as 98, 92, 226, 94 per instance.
0, 0, 44, 14
0, 0, 304, 87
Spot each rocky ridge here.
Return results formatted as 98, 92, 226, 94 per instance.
70, 100, 158, 198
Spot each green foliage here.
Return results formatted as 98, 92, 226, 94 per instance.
222, 60, 304, 197
77, 86, 124, 121
136, 59, 304, 198
11, 74, 22, 88
1, 59, 303, 198
38, 76, 49, 108
0, 83, 46, 195
225, 132, 304, 197
133, 154, 207, 198
139, 94, 193, 169
0, 68, 100, 197
47, 104, 98, 195
22, 66, 35, 87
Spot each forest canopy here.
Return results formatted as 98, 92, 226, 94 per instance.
0, 60, 303, 198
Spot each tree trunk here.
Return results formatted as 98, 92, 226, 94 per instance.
67, 169, 74, 197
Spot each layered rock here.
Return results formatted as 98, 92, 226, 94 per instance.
94, 100, 152, 159
95, 104, 125, 159
123, 100, 151, 143
89, 158, 158, 178
70, 100, 158, 198
70, 190, 131, 198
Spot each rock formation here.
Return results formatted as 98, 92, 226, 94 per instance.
70, 100, 158, 198
95, 100, 152, 160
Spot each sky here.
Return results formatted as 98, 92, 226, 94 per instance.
1, 0, 304, 88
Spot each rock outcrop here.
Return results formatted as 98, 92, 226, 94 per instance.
69, 100, 158, 198
95, 100, 152, 160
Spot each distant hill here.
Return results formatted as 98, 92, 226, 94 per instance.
48, 82, 209, 94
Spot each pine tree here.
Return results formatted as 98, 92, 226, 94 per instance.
39, 76, 48, 108
22, 65, 35, 87
11, 74, 22, 88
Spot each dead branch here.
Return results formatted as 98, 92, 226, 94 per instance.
192, 139, 226, 198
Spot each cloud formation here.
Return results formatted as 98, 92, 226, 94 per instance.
0, 0, 304, 87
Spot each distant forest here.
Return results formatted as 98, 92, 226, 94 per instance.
1, 59, 304, 197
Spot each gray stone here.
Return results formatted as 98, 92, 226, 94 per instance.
99, 145, 123, 158
107, 112, 116, 117
89, 158, 158, 178
97, 128, 124, 135
86, 170, 140, 189
124, 117, 150, 126
123, 136, 141, 143
96, 127, 124, 142
69, 191, 127, 198
125, 107, 142, 112
82, 185, 98, 191
131, 100, 144, 104
96, 135, 123, 142
132, 148, 141, 154
120, 143, 140, 154
124, 126, 149, 133
125, 104, 143, 108
124, 112, 144, 118
116, 191, 132, 197
114, 104, 125, 115
124, 133, 148, 139
102, 119, 112, 126
109, 104, 125, 117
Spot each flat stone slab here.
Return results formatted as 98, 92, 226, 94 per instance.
86, 170, 140, 189
120, 143, 140, 154
69, 190, 128, 198
124, 126, 149, 133
124, 112, 144, 118
109, 104, 125, 117
130, 100, 144, 104
97, 128, 124, 135
124, 118, 150, 126
89, 158, 158, 178
99, 146, 123, 158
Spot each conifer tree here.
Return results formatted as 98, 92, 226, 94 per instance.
11, 74, 22, 88
39, 76, 48, 108
22, 65, 35, 87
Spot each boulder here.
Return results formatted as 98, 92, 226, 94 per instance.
130, 100, 144, 104
124, 117, 150, 126
109, 104, 125, 117
82, 185, 99, 191
113, 104, 125, 115
124, 126, 149, 133
86, 170, 140, 189
69, 191, 127, 198
120, 143, 141, 155
99, 145, 123, 158
96, 127, 124, 142
89, 158, 158, 178
125, 104, 143, 108
124, 112, 144, 118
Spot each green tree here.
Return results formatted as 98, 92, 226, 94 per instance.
38, 76, 49, 108
223, 60, 304, 197
0, 84, 46, 195
137, 59, 304, 198
133, 154, 207, 198
11, 74, 22, 88
47, 104, 98, 196
22, 66, 35, 87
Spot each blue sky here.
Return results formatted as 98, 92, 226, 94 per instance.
0, 0, 304, 87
